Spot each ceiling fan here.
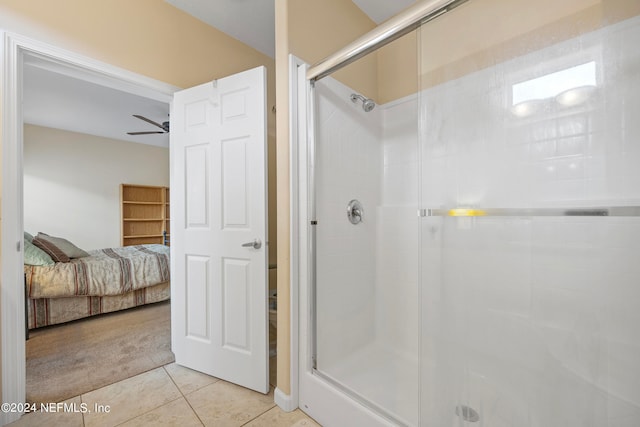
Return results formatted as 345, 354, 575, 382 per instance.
127, 114, 169, 135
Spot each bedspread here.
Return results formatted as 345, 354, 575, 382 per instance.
25, 244, 170, 299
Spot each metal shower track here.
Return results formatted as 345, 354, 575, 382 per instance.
306, 0, 467, 82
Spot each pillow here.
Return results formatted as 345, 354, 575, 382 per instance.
24, 231, 34, 243
24, 239, 55, 266
32, 232, 89, 263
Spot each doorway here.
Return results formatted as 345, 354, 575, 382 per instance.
22, 64, 173, 401
1, 31, 176, 425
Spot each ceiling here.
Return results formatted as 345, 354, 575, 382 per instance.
165, 0, 417, 58
351, 0, 417, 25
24, 62, 171, 148
23, 0, 416, 147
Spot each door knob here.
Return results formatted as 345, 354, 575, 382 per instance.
241, 239, 262, 249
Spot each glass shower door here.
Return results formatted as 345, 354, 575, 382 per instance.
419, 1, 640, 426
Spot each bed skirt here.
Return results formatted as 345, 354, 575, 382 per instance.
27, 281, 170, 329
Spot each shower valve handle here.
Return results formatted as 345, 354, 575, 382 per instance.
347, 200, 364, 225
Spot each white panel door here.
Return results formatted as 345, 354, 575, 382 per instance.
171, 66, 268, 394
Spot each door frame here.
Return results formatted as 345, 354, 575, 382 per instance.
0, 31, 177, 425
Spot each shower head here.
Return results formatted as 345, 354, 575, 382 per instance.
350, 93, 376, 112
362, 98, 376, 112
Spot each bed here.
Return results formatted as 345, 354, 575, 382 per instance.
24, 232, 170, 329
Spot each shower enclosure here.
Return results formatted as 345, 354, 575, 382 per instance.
296, 1, 640, 426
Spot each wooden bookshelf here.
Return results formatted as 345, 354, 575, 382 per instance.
120, 184, 170, 246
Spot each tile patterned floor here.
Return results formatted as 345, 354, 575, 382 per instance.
10, 364, 320, 427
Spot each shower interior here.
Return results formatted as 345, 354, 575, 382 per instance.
314, 74, 420, 425
307, 2, 640, 426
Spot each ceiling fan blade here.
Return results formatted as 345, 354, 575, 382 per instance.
132, 114, 166, 130
127, 131, 165, 135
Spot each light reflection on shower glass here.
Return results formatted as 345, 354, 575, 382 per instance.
512, 61, 597, 105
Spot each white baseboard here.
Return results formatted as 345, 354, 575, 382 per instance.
1, 411, 21, 426
275, 387, 297, 412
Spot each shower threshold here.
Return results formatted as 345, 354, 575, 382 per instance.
314, 339, 418, 426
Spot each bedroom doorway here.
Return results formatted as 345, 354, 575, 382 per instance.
1, 31, 176, 425
3, 32, 272, 425
21, 49, 176, 406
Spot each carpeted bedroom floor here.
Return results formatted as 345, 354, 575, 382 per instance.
26, 301, 174, 404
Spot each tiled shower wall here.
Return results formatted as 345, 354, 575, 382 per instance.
376, 96, 419, 359
315, 75, 421, 368
314, 78, 421, 424
314, 77, 381, 369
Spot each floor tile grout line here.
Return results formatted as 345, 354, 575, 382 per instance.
113, 367, 184, 426
17, 370, 285, 427
239, 401, 278, 426
240, 405, 278, 426
56, 363, 274, 427
83, 367, 180, 427
162, 363, 222, 397
36, 362, 172, 412
163, 368, 276, 427
112, 396, 188, 427
163, 364, 206, 426
181, 395, 206, 427
81, 364, 169, 401
163, 364, 186, 398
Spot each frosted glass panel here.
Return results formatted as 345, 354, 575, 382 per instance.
419, 2, 640, 426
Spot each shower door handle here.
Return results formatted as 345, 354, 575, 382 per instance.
241, 239, 262, 249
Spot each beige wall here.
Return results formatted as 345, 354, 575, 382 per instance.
275, 0, 377, 397
24, 125, 169, 251
0, 0, 274, 90
287, 0, 378, 99
274, 0, 291, 400
377, 31, 418, 105
0, 0, 275, 406
274, 0, 289, 398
